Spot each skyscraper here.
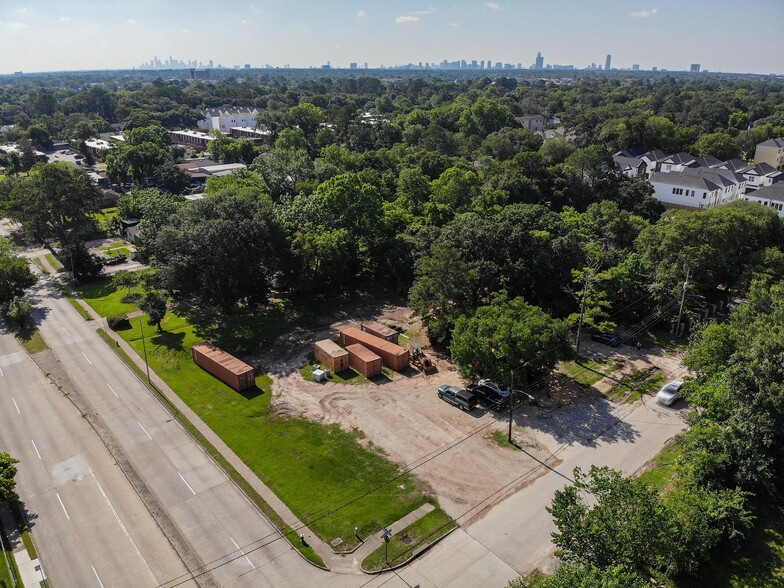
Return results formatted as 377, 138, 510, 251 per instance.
605, 54, 612, 71
690, 63, 701, 73
535, 52, 544, 69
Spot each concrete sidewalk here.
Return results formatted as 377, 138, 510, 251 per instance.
0, 503, 46, 588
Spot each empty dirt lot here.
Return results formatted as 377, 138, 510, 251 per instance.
261, 306, 652, 522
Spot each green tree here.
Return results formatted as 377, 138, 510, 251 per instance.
692, 131, 742, 161
507, 564, 649, 588
0, 453, 19, 502
152, 162, 191, 195
6, 296, 33, 329
140, 289, 167, 332
26, 123, 53, 150
0, 238, 37, 307
6, 162, 102, 247
450, 294, 571, 385
548, 466, 671, 574
111, 270, 140, 299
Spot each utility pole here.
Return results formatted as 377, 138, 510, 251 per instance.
139, 318, 151, 383
573, 273, 590, 353
675, 267, 691, 338
507, 370, 514, 443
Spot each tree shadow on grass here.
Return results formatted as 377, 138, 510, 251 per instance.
150, 329, 185, 351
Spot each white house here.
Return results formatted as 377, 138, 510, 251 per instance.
650, 167, 746, 210
612, 151, 647, 177
743, 183, 784, 217
716, 159, 782, 191
659, 152, 697, 173
197, 107, 259, 133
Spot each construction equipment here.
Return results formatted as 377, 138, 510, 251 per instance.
410, 343, 437, 374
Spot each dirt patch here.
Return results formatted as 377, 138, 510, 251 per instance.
260, 306, 623, 522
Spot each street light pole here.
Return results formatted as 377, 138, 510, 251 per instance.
507, 370, 515, 443
139, 318, 151, 384
381, 527, 392, 569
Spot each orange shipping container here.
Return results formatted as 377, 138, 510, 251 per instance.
192, 342, 255, 391
339, 327, 409, 371
360, 321, 399, 343
314, 339, 350, 372
345, 344, 382, 377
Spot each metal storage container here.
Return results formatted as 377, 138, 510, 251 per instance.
313, 339, 350, 373
360, 321, 399, 344
339, 327, 409, 371
345, 344, 382, 377
191, 342, 255, 391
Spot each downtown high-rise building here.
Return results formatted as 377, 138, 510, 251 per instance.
535, 51, 544, 69
605, 54, 612, 71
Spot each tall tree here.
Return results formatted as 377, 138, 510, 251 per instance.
0, 238, 37, 307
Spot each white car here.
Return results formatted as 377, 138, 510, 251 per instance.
656, 379, 684, 406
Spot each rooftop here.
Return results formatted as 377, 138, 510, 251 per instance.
746, 182, 784, 203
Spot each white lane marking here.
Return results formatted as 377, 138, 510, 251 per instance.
11, 397, 20, 415
107, 383, 119, 398
82, 352, 93, 365
94, 477, 157, 583
230, 537, 256, 570
0, 367, 4, 377
62, 326, 71, 337
31, 439, 42, 460
91, 565, 105, 588
56, 493, 70, 520
136, 420, 152, 440
178, 472, 196, 496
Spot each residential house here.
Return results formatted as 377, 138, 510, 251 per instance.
650, 167, 746, 210
743, 183, 784, 217
83, 138, 116, 157
640, 149, 670, 175
659, 152, 697, 173
715, 159, 782, 191
229, 126, 272, 144
612, 150, 647, 177
516, 115, 545, 133
196, 107, 259, 133
754, 137, 784, 170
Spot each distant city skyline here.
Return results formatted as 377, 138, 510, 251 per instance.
1, 0, 782, 75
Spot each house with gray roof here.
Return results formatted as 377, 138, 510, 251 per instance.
650, 167, 746, 210
743, 182, 784, 217
715, 160, 782, 191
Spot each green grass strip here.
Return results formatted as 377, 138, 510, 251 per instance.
361, 508, 456, 572
31, 257, 48, 274
17, 329, 48, 354
66, 297, 93, 321
43, 253, 63, 271
94, 329, 326, 568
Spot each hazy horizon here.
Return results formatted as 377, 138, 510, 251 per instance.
1, 0, 783, 76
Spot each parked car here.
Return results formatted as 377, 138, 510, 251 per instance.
467, 383, 508, 407
477, 379, 511, 398
437, 385, 478, 411
591, 332, 622, 347
656, 379, 684, 406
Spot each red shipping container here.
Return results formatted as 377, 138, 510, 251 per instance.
314, 339, 350, 372
360, 321, 399, 343
345, 344, 382, 377
339, 328, 409, 371
192, 342, 255, 391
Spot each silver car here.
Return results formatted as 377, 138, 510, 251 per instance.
656, 379, 684, 406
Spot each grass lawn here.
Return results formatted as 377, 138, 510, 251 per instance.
637, 439, 680, 492
486, 430, 518, 450
81, 282, 441, 553
0, 527, 22, 588
560, 357, 624, 388
44, 252, 63, 271
16, 328, 48, 354
606, 370, 665, 403
361, 508, 456, 571
77, 274, 152, 317
300, 362, 371, 385
94, 207, 117, 226
31, 256, 48, 274
66, 296, 93, 321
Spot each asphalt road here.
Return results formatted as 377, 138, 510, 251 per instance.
27, 276, 332, 588
0, 329, 192, 588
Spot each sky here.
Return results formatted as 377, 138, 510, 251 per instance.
0, 0, 782, 75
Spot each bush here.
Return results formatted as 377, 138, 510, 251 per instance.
6, 297, 32, 329
107, 313, 130, 330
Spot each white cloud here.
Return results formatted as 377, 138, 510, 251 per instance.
7, 22, 27, 32
630, 8, 659, 18
357, 9, 367, 18
241, 19, 249, 24
395, 15, 419, 24
127, 19, 137, 24
16, 6, 31, 14
486, 2, 504, 10
449, 21, 460, 27
58, 16, 72, 22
